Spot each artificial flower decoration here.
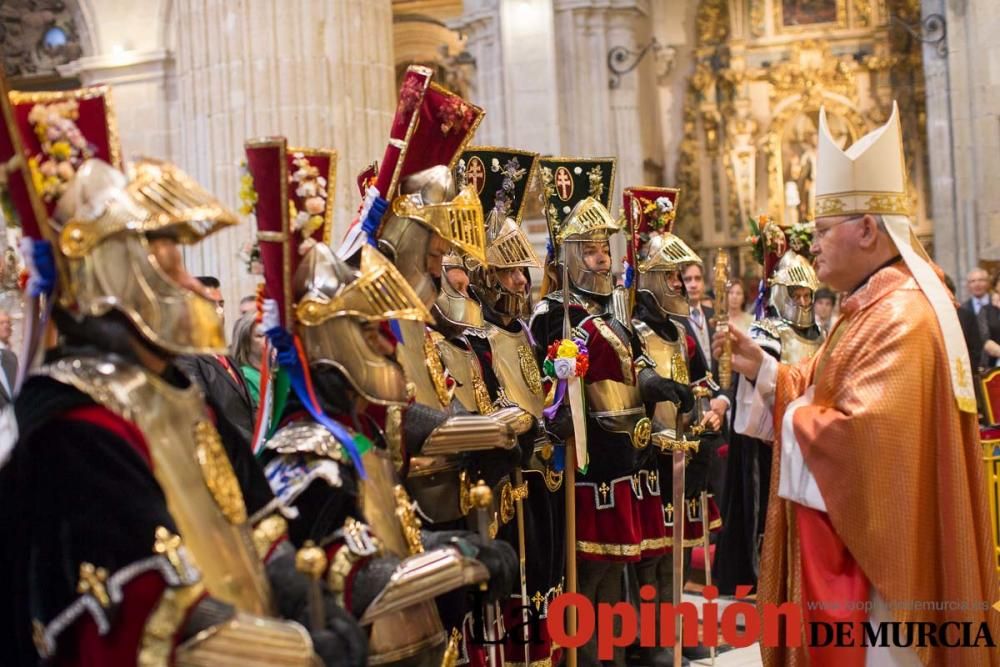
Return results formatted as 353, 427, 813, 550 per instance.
25, 99, 95, 203
238, 160, 258, 217
542, 338, 589, 382
288, 153, 328, 254
438, 96, 475, 136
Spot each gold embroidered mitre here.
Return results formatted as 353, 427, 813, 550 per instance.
814, 102, 912, 219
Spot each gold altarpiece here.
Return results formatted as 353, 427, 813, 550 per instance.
675, 0, 930, 283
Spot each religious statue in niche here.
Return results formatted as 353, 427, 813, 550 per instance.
0, 1, 83, 78
781, 0, 838, 27
781, 111, 851, 224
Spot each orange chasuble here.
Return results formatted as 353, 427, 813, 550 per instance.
759, 261, 1000, 667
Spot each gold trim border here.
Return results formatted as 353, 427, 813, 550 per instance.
244, 136, 292, 326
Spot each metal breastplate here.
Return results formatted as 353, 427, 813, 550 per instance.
395, 320, 450, 410
634, 320, 688, 438
435, 335, 492, 415
398, 324, 464, 522
778, 325, 823, 365
583, 320, 648, 447
486, 324, 544, 418
36, 356, 272, 615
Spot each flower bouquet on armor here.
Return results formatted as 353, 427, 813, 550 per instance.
541, 337, 589, 473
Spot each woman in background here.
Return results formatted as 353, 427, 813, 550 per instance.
727, 280, 754, 334
231, 312, 265, 408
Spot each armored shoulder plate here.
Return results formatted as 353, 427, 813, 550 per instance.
543, 290, 604, 316
750, 317, 782, 342
750, 317, 822, 365
609, 286, 632, 331
266, 421, 349, 462
33, 356, 272, 615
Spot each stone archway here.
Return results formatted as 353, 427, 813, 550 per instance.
393, 15, 469, 96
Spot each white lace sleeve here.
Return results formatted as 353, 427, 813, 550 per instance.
733, 355, 778, 440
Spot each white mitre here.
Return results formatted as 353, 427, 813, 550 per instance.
815, 102, 976, 413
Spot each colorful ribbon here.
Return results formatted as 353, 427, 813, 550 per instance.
265, 325, 368, 477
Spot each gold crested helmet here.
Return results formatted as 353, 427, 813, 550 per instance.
296, 244, 432, 405
362, 66, 485, 310
623, 185, 701, 318
753, 216, 819, 329
434, 249, 485, 330
245, 136, 431, 406
458, 146, 541, 320
1, 82, 233, 355
538, 156, 617, 298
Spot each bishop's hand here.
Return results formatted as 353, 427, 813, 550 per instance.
712, 325, 765, 381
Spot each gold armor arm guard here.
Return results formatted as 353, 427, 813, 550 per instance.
488, 405, 535, 436
419, 413, 517, 455
173, 612, 319, 667
359, 548, 488, 625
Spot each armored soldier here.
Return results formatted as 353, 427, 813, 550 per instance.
623, 186, 719, 665
461, 146, 566, 666
337, 66, 526, 661
351, 66, 525, 535
0, 82, 361, 666
715, 216, 823, 596
530, 158, 691, 665
242, 136, 518, 666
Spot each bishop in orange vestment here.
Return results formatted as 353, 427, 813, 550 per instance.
717, 104, 999, 667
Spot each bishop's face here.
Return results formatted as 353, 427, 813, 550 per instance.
811, 215, 865, 292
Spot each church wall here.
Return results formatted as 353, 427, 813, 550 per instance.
924, 0, 1000, 290
54, 0, 397, 324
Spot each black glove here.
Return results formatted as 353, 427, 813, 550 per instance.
544, 403, 574, 441
348, 554, 401, 619
422, 530, 518, 601
638, 368, 694, 413
312, 606, 368, 667
266, 542, 368, 667
470, 446, 521, 488
518, 423, 541, 469
684, 438, 712, 496
402, 402, 449, 455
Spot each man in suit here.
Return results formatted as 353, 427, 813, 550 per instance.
0, 311, 17, 408
680, 262, 731, 511
944, 275, 982, 375
960, 268, 1000, 371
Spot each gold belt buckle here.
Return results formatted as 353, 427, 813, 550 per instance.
632, 417, 652, 448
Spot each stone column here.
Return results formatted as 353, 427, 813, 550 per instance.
920, 0, 963, 282
552, 2, 613, 156
606, 4, 649, 203
171, 0, 396, 322
551, 1, 649, 260
451, 0, 506, 144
